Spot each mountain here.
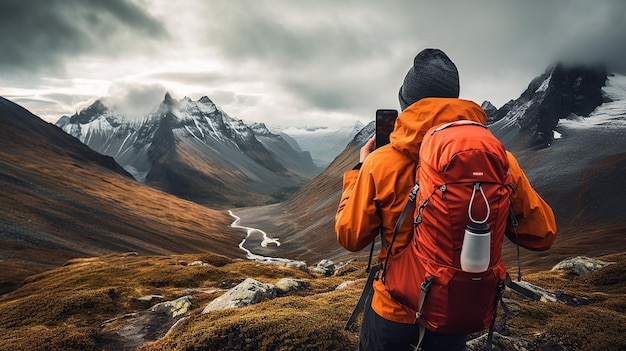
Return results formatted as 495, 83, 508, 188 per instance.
57, 94, 321, 209
0, 96, 243, 294
487, 63, 608, 150
488, 67, 626, 231
232, 65, 626, 271
278, 120, 364, 167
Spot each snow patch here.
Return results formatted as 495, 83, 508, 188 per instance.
536, 72, 552, 93
557, 75, 626, 130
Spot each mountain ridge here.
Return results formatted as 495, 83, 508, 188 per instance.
57, 94, 323, 208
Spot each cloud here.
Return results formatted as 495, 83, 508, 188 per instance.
102, 82, 169, 120
0, 0, 169, 81
1, 0, 625, 128
180, 0, 626, 113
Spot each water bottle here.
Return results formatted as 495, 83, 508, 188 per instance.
460, 222, 491, 272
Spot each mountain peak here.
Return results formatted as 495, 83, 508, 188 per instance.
70, 99, 110, 124
491, 63, 608, 149
163, 92, 175, 106
199, 96, 214, 105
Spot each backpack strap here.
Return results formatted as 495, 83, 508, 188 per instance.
380, 182, 419, 283
504, 273, 542, 301
365, 229, 385, 274
486, 280, 507, 350
343, 263, 382, 330
409, 277, 434, 350
344, 178, 419, 329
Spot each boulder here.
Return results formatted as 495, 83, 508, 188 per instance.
285, 260, 308, 272
150, 296, 192, 318
274, 278, 307, 295
202, 278, 276, 313
97, 295, 192, 349
551, 256, 614, 276
310, 259, 335, 276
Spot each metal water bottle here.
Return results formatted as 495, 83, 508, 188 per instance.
460, 222, 491, 273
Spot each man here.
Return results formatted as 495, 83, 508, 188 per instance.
335, 48, 557, 351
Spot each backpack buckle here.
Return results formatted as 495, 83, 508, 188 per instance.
421, 277, 433, 293
408, 183, 420, 202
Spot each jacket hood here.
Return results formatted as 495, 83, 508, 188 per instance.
389, 98, 487, 161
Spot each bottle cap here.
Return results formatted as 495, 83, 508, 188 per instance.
466, 222, 490, 234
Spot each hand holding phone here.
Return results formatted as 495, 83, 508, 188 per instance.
375, 109, 398, 148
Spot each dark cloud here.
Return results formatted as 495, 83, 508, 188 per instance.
195, 2, 388, 67
1, 0, 625, 126
186, 0, 626, 112
0, 0, 168, 80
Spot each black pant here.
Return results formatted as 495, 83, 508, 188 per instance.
358, 292, 466, 351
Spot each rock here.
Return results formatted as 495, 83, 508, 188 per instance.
182, 288, 221, 295
285, 260, 308, 272
467, 332, 531, 351
97, 296, 192, 349
551, 256, 614, 276
310, 259, 335, 276
274, 278, 307, 295
189, 260, 208, 266
202, 278, 276, 313
149, 296, 192, 318
335, 281, 355, 290
467, 332, 566, 351
137, 295, 163, 303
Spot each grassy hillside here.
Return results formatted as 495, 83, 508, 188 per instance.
0, 252, 623, 351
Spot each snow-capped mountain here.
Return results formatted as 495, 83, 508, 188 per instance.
502, 71, 626, 225
486, 63, 608, 150
480, 65, 626, 229
57, 93, 321, 208
278, 121, 364, 167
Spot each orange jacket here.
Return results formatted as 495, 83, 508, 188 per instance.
335, 98, 557, 323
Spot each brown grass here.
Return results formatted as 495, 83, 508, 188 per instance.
0, 252, 624, 351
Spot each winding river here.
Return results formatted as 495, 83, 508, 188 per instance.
229, 210, 303, 265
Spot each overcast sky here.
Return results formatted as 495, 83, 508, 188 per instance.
1, 0, 625, 128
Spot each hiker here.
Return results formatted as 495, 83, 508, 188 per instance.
335, 48, 557, 351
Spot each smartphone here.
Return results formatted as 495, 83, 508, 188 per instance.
375, 109, 398, 148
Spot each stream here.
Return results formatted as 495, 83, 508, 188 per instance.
229, 210, 304, 265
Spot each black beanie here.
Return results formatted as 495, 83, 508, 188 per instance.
398, 48, 460, 110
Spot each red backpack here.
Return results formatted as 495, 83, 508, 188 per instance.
382, 120, 513, 336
